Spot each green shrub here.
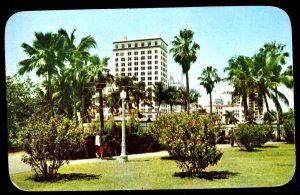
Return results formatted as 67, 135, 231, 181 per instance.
283, 119, 295, 143
21, 115, 85, 180
149, 112, 223, 175
235, 124, 270, 151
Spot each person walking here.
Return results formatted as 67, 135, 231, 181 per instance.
95, 134, 101, 158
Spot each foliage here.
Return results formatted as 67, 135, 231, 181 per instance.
234, 124, 271, 151
282, 109, 295, 143
21, 115, 85, 180
6, 75, 37, 148
149, 112, 223, 175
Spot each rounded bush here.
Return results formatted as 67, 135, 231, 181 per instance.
149, 113, 223, 175
235, 124, 270, 151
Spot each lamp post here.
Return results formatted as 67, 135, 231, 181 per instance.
120, 89, 128, 162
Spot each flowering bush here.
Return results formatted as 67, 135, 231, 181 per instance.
149, 113, 223, 175
235, 124, 270, 151
21, 115, 85, 180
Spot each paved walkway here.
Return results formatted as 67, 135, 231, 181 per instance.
8, 143, 279, 174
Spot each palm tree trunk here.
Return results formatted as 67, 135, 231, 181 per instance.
48, 72, 55, 118
186, 72, 190, 114
275, 87, 281, 141
73, 91, 78, 125
99, 87, 104, 134
81, 94, 85, 125
209, 92, 212, 115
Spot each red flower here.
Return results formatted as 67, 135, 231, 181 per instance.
197, 140, 202, 145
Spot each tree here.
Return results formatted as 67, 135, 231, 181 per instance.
58, 28, 97, 124
115, 76, 135, 115
6, 75, 37, 147
198, 66, 221, 115
18, 31, 66, 118
105, 88, 121, 116
224, 55, 253, 121
258, 42, 292, 140
165, 86, 181, 112
153, 82, 167, 117
170, 29, 200, 114
89, 55, 114, 135
131, 81, 153, 117
223, 110, 239, 125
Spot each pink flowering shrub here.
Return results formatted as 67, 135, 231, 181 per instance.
149, 112, 223, 175
21, 115, 85, 180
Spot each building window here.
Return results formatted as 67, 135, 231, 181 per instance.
134, 62, 138, 65
141, 77, 145, 81
148, 108, 152, 112
148, 82, 152, 86
148, 61, 152, 65
134, 67, 138, 71
121, 73, 125, 76
148, 77, 152, 80
135, 43, 138, 47
148, 72, 152, 75
134, 51, 138, 55
121, 68, 125, 71
141, 72, 145, 75
141, 56, 145, 60
134, 72, 138, 76
128, 68, 132, 71
155, 55, 158, 59
141, 51, 145, 54
141, 67, 145, 70
148, 41, 151, 46
155, 61, 158, 64
121, 63, 125, 66
116, 73, 119, 76
128, 73, 132, 76
155, 41, 158, 46
115, 58, 118, 62
128, 57, 132, 61
147, 66, 152, 70
121, 58, 125, 61
115, 68, 118, 72
116, 53, 119, 56
120, 52, 124, 56
115, 63, 118, 67
115, 44, 118, 49
141, 61, 145, 65
141, 42, 145, 47
155, 76, 158, 80
128, 52, 132, 55
134, 57, 138, 60
122, 44, 125, 49
128, 62, 132, 66
155, 71, 158, 75
128, 43, 131, 48
155, 66, 158, 69
148, 56, 152, 59
147, 50, 152, 54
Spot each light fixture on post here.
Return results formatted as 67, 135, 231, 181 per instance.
120, 89, 128, 162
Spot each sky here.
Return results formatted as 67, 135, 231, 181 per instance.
4, 6, 294, 112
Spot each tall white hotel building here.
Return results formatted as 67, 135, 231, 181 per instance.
113, 38, 169, 119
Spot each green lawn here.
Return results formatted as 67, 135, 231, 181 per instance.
9, 143, 296, 191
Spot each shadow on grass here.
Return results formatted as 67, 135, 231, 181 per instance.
260, 145, 279, 148
26, 173, 100, 183
173, 170, 239, 180
160, 156, 177, 160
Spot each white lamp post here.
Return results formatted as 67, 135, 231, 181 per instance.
120, 89, 128, 162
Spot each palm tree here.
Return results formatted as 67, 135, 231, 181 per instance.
258, 42, 292, 140
115, 76, 135, 115
131, 81, 153, 118
223, 110, 238, 125
18, 32, 66, 118
224, 55, 254, 121
58, 28, 97, 124
153, 82, 167, 117
170, 29, 200, 114
188, 88, 201, 113
165, 86, 180, 112
89, 55, 114, 133
198, 66, 221, 115
105, 88, 121, 116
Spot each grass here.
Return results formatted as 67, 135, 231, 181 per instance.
9, 143, 296, 191
8, 151, 24, 156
